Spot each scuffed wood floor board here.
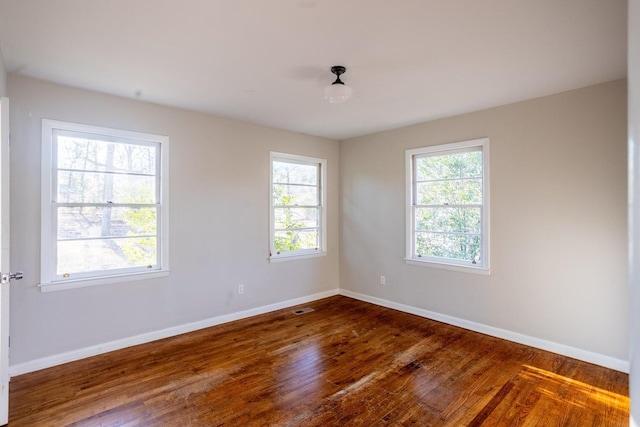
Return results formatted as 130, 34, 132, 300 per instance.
8, 296, 629, 426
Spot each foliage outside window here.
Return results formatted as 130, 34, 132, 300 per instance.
406, 138, 490, 271
270, 152, 326, 260
41, 120, 169, 289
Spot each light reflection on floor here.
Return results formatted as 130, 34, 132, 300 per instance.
523, 364, 629, 410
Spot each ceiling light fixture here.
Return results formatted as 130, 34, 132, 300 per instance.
324, 65, 352, 104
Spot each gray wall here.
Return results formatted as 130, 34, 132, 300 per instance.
8, 75, 340, 366
340, 80, 628, 362
0, 49, 6, 97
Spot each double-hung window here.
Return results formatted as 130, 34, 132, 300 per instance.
270, 152, 326, 261
41, 120, 169, 290
406, 138, 490, 272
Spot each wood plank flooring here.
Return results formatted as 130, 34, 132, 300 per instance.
8, 296, 629, 426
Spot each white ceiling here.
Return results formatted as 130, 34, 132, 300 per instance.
0, 0, 628, 140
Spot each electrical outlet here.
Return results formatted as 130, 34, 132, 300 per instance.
238, 284, 244, 295
380, 275, 386, 285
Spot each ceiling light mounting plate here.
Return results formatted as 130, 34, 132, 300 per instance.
330, 65, 346, 78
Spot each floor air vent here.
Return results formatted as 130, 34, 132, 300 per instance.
292, 307, 315, 315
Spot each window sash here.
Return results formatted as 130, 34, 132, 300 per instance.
53, 134, 161, 203
272, 182, 318, 187
273, 226, 319, 233
58, 168, 156, 178
414, 203, 483, 208
273, 204, 321, 209
413, 233, 483, 265
51, 226, 162, 280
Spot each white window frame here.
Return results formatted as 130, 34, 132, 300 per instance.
40, 119, 170, 291
405, 138, 490, 274
269, 152, 327, 262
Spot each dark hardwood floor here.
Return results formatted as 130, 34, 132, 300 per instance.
8, 296, 629, 426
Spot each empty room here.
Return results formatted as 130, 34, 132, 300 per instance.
0, 0, 638, 425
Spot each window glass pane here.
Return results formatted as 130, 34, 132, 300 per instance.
416, 151, 482, 181
57, 135, 157, 174
58, 206, 157, 239
415, 232, 481, 261
273, 161, 317, 185
416, 179, 482, 205
274, 207, 318, 230
274, 230, 318, 253
57, 237, 157, 275
273, 184, 318, 206
57, 171, 156, 204
415, 207, 481, 233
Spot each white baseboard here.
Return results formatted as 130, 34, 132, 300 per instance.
339, 289, 630, 373
9, 289, 339, 377
12, 288, 628, 376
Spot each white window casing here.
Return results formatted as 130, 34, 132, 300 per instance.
269, 152, 327, 262
405, 138, 490, 274
40, 120, 170, 291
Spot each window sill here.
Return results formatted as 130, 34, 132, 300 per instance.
269, 251, 327, 263
39, 270, 170, 292
404, 259, 491, 275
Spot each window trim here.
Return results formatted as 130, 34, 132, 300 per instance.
405, 138, 490, 273
269, 152, 327, 262
40, 119, 170, 291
